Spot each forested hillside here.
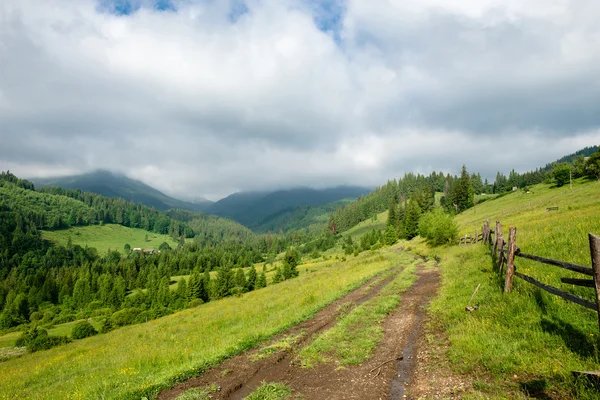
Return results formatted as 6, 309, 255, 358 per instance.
33, 170, 213, 212
330, 146, 600, 236
0, 171, 338, 335
206, 186, 371, 232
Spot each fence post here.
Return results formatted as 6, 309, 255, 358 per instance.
493, 221, 499, 255
589, 234, 600, 331
495, 223, 504, 269
504, 227, 517, 293
475, 229, 478, 244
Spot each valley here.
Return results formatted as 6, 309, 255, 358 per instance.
1, 146, 600, 399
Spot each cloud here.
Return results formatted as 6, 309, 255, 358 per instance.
0, 0, 599, 200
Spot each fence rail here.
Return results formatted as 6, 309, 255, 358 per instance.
467, 219, 600, 331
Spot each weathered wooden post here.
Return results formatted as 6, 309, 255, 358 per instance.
504, 227, 517, 293
464, 234, 467, 246
475, 229, 478, 244
492, 221, 499, 255
495, 223, 504, 268
589, 233, 600, 331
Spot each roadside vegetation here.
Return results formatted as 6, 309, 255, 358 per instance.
0, 249, 402, 399
411, 177, 600, 398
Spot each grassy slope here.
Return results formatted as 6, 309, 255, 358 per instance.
344, 210, 388, 241
0, 249, 402, 400
412, 178, 600, 398
41, 224, 183, 254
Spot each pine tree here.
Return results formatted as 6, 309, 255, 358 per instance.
187, 272, 200, 300
404, 199, 421, 239
282, 247, 300, 280
201, 270, 210, 302
234, 268, 248, 292
387, 199, 397, 228
451, 165, 474, 211
174, 279, 187, 309
256, 271, 267, 289
214, 266, 233, 298
272, 267, 283, 284
247, 265, 257, 291
384, 224, 398, 245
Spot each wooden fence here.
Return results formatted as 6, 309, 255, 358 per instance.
464, 220, 600, 331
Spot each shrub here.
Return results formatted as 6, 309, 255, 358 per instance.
16, 327, 70, 352
71, 320, 98, 340
110, 308, 140, 328
418, 208, 458, 246
99, 318, 113, 334
552, 163, 572, 187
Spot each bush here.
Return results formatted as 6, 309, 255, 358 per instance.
418, 208, 458, 246
99, 318, 113, 334
110, 308, 140, 328
552, 163, 572, 187
71, 320, 98, 340
16, 327, 70, 352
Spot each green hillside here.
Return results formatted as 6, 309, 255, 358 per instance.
410, 178, 600, 398
206, 186, 371, 232
41, 224, 183, 254
33, 170, 213, 212
0, 249, 401, 399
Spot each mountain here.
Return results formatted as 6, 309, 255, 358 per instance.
32, 170, 213, 212
205, 186, 372, 232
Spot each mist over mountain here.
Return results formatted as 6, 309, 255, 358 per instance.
206, 186, 372, 231
32, 170, 213, 212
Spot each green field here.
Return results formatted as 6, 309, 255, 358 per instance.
0, 248, 403, 399
42, 224, 184, 254
344, 210, 388, 240
411, 178, 600, 398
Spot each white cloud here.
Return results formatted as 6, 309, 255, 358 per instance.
0, 0, 599, 200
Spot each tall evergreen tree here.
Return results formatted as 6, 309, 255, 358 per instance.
247, 265, 257, 291
404, 200, 421, 239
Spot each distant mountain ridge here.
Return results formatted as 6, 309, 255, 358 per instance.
206, 186, 372, 232
32, 170, 213, 212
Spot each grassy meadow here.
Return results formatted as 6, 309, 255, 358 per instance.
410, 178, 600, 398
41, 224, 184, 255
0, 248, 404, 400
343, 210, 388, 241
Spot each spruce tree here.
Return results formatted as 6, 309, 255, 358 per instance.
384, 224, 398, 245
256, 271, 267, 289
234, 268, 248, 293
214, 266, 233, 298
187, 272, 200, 300
282, 247, 300, 280
272, 267, 283, 284
200, 270, 210, 302
404, 199, 421, 239
247, 265, 257, 291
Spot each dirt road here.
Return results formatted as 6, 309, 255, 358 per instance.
159, 258, 441, 400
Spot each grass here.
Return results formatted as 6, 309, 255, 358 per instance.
456, 178, 600, 302
0, 319, 103, 349
244, 382, 292, 400
250, 333, 302, 362
41, 224, 183, 255
298, 251, 419, 368
410, 178, 600, 398
0, 331, 20, 348
0, 249, 403, 399
344, 210, 388, 241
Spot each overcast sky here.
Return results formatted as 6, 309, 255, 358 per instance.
1, 0, 600, 200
